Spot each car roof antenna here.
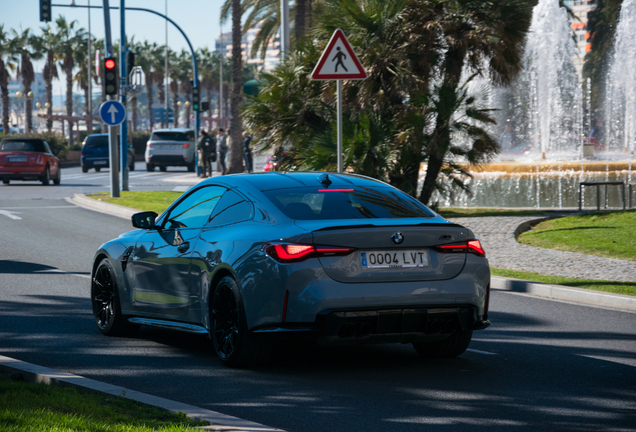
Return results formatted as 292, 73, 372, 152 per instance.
318, 173, 332, 188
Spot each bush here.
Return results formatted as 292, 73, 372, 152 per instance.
130, 131, 151, 155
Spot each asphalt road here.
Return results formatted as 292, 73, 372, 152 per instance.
1, 198, 635, 431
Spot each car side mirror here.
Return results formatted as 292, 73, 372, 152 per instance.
53, 149, 61, 156
132, 211, 158, 229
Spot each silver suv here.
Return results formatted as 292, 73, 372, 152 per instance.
145, 128, 196, 172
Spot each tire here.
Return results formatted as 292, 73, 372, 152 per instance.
82, 165, 89, 173
210, 276, 271, 367
53, 168, 61, 185
95, 167, 101, 172
413, 329, 473, 358
187, 160, 195, 173
129, 162, 135, 172
91, 258, 140, 337
146, 163, 155, 172
159, 166, 167, 172
2, 179, 9, 185
40, 166, 50, 185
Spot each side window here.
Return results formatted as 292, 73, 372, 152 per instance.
188, 131, 195, 141
208, 190, 253, 226
43, 142, 52, 154
163, 186, 226, 229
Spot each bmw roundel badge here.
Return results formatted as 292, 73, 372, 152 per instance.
391, 232, 404, 245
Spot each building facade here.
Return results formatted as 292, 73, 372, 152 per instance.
215, 23, 281, 71
565, 0, 597, 79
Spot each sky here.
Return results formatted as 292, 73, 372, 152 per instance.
0, 0, 227, 97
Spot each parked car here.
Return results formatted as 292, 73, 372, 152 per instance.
90, 172, 490, 367
81, 134, 135, 173
145, 128, 196, 172
0, 137, 61, 185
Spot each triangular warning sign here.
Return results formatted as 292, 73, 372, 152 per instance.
311, 29, 367, 80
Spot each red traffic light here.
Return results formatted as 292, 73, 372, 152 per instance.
105, 59, 116, 70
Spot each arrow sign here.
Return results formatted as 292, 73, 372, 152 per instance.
311, 29, 367, 81
99, 100, 126, 126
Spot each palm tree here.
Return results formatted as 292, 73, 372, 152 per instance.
227, 0, 245, 173
12, 28, 42, 134
56, 17, 85, 146
178, 50, 193, 129
33, 25, 60, 132
197, 47, 218, 123
418, 0, 533, 204
73, 35, 97, 134
137, 41, 159, 131
0, 25, 18, 134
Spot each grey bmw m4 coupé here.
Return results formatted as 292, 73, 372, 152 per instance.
91, 172, 491, 367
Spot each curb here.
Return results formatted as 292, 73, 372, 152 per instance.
0, 355, 286, 432
68, 193, 138, 220
491, 276, 636, 313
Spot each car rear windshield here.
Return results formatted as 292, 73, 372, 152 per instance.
150, 131, 192, 141
0, 141, 45, 152
263, 187, 435, 220
83, 135, 109, 148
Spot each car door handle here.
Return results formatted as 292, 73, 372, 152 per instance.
177, 242, 190, 253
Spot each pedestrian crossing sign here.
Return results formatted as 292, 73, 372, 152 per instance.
311, 29, 367, 81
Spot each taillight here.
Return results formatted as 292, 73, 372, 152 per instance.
265, 243, 355, 263
147, 143, 152, 148
182, 143, 190, 148
435, 239, 486, 257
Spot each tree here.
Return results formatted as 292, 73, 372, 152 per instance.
418, 0, 533, 204
136, 41, 159, 131
197, 47, 219, 125
177, 50, 193, 129
168, 49, 180, 128
152, 45, 168, 128
12, 28, 41, 134
33, 25, 60, 132
0, 25, 18, 134
228, 0, 245, 173
73, 33, 98, 134
56, 16, 85, 146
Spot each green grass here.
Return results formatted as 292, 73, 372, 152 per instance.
0, 373, 208, 431
491, 268, 636, 296
517, 210, 636, 261
438, 208, 552, 218
89, 191, 183, 215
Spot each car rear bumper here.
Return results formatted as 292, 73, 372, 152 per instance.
252, 305, 490, 345
147, 154, 191, 166
0, 167, 45, 180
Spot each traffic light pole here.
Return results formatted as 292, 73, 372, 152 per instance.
120, 0, 128, 191
102, 0, 119, 197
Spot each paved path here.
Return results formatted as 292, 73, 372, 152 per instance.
449, 215, 636, 282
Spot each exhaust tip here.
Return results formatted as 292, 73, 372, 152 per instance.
340, 323, 357, 338
427, 319, 443, 334
359, 322, 372, 337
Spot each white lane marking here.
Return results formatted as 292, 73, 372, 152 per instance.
465, 348, 499, 355
0, 206, 77, 210
0, 210, 22, 220
172, 186, 190, 192
47, 269, 92, 279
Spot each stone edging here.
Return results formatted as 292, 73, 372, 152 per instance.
491, 275, 636, 313
0, 355, 286, 432
68, 193, 138, 220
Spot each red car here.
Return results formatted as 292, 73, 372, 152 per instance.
0, 138, 61, 185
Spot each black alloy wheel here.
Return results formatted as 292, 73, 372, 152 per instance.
40, 166, 50, 185
211, 281, 240, 361
82, 165, 89, 173
91, 258, 139, 336
210, 276, 271, 367
146, 163, 154, 172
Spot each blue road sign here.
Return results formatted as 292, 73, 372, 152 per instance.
100, 101, 126, 126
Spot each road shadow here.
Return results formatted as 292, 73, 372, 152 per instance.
0, 260, 90, 275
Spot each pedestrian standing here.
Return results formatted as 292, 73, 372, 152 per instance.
242, 131, 253, 173
197, 129, 214, 177
217, 128, 228, 175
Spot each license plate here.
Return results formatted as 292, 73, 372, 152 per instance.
8, 157, 27, 163
94, 160, 107, 165
361, 250, 429, 268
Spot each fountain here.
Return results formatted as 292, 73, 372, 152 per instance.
427, 0, 636, 209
